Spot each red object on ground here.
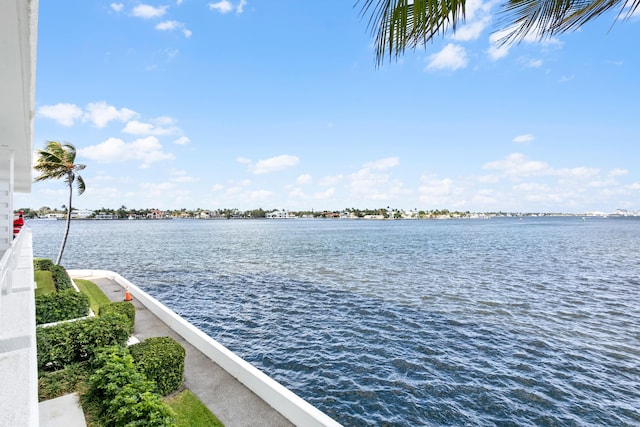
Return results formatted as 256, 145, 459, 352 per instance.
13, 211, 25, 236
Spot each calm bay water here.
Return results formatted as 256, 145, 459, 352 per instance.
29, 217, 640, 426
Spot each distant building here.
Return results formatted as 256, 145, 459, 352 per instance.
71, 209, 93, 219
95, 212, 115, 220
266, 210, 293, 219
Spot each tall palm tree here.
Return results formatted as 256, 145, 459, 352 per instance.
359, 0, 639, 65
34, 141, 86, 265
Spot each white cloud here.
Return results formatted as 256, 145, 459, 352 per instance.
319, 175, 344, 186
84, 102, 138, 128
169, 169, 199, 183
488, 26, 563, 61
156, 20, 180, 30
122, 120, 178, 136
155, 20, 191, 37
110, 3, 124, 12
488, 31, 511, 60
610, 168, 628, 177
78, 136, 175, 168
248, 190, 274, 201
132, 4, 168, 19
209, 0, 233, 13
628, 182, 640, 190
252, 155, 299, 174
37, 103, 83, 126
513, 134, 535, 144
483, 153, 550, 177
348, 159, 407, 202
452, 18, 490, 41
364, 157, 400, 170
208, 0, 246, 14
236, 157, 251, 164
527, 58, 543, 68
426, 44, 468, 71
173, 136, 190, 145
296, 174, 312, 184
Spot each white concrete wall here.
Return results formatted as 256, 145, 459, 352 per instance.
69, 269, 342, 427
0, 149, 15, 255
0, 228, 38, 427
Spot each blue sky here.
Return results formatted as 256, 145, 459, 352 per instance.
17, 0, 639, 213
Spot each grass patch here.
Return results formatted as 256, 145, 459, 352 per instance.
34, 270, 56, 297
38, 362, 91, 401
165, 389, 224, 427
75, 279, 111, 314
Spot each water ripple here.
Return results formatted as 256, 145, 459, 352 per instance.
29, 217, 640, 426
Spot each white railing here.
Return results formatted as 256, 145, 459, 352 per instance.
69, 269, 342, 427
0, 227, 39, 427
0, 227, 33, 295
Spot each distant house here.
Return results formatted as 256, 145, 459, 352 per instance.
71, 209, 93, 219
147, 209, 165, 219
266, 210, 293, 219
95, 212, 115, 220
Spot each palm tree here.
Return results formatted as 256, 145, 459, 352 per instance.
359, 0, 639, 65
34, 141, 86, 265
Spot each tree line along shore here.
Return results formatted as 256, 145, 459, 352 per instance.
15, 206, 619, 221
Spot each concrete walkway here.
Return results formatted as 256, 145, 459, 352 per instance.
92, 277, 294, 427
39, 393, 86, 427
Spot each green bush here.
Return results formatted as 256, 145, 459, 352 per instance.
109, 383, 176, 426
100, 302, 136, 334
34, 258, 54, 271
37, 313, 130, 370
35, 289, 90, 325
85, 346, 176, 426
129, 337, 185, 396
51, 265, 73, 291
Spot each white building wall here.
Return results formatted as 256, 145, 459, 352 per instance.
0, 149, 14, 255
0, 229, 38, 426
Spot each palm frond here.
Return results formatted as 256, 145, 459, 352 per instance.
359, 0, 467, 66
76, 175, 86, 196
498, 0, 636, 44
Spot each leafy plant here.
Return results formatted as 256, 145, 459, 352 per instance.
35, 288, 90, 325
85, 346, 176, 426
37, 314, 130, 370
51, 265, 73, 291
130, 337, 185, 396
34, 258, 55, 271
100, 302, 136, 334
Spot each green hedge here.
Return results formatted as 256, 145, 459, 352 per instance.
34, 258, 54, 271
37, 314, 130, 371
84, 346, 176, 426
35, 289, 90, 325
51, 265, 73, 291
100, 302, 136, 334
130, 337, 185, 396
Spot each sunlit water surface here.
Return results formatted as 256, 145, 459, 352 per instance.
30, 217, 640, 426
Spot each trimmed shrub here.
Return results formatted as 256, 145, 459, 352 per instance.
129, 337, 185, 396
34, 258, 54, 271
35, 288, 90, 325
37, 313, 130, 370
100, 302, 136, 334
51, 265, 73, 291
85, 346, 176, 427
109, 383, 176, 426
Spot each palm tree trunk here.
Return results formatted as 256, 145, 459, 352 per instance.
55, 179, 73, 265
